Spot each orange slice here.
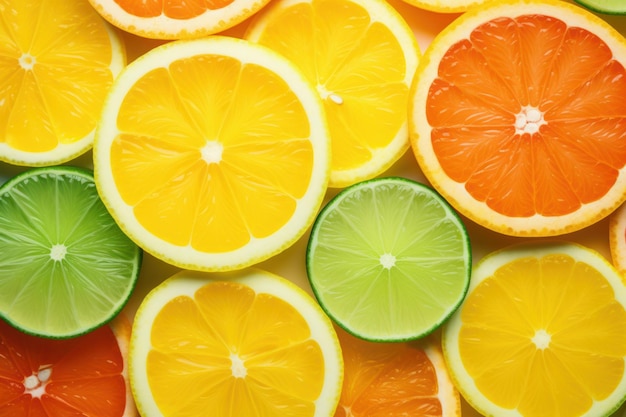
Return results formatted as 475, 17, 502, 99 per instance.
443, 241, 626, 417
409, 0, 626, 237
0, 0, 125, 166
335, 328, 460, 417
129, 268, 343, 417
0, 314, 137, 416
245, 0, 420, 188
87, 0, 272, 40
93, 36, 330, 271
397, 0, 488, 13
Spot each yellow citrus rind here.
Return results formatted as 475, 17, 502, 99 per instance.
443, 241, 626, 417
93, 36, 330, 272
245, 0, 420, 188
129, 268, 343, 417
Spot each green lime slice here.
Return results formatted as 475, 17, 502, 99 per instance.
306, 177, 471, 342
0, 166, 142, 338
574, 0, 626, 14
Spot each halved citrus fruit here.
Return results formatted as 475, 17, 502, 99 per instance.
87, 0, 272, 39
306, 177, 471, 342
610, 202, 626, 277
397, 0, 489, 13
93, 36, 330, 272
0, 166, 142, 338
409, 0, 626, 237
335, 328, 460, 417
245, 0, 420, 188
0, 313, 137, 416
129, 268, 343, 417
0, 0, 125, 167
443, 241, 626, 417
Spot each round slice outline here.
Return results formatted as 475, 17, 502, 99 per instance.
306, 176, 472, 342
93, 36, 331, 272
129, 268, 344, 417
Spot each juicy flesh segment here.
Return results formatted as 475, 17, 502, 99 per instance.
458, 254, 626, 416
147, 281, 325, 416
253, 0, 410, 172
0, 0, 116, 152
0, 321, 127, 417
335, 335, 443, 417
112, 54, 314, 252
427, 14, 626, 217
114, 0, 234, 18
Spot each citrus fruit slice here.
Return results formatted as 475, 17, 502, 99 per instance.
306, 177, 471, 342
0, 166, 142, 338
574, 0, 626, 15
93, 36, 330, 272
397, 0, 487, 13
87, 0, 272, 40
409, 0, 626, 237
443, 241, 626, 417
0, 0, 125, 167
335, 327, 460, 417
0, 313, 137, 416
610, 202, 626, 277
129, 268, 343, 417
245, 0, 420, 188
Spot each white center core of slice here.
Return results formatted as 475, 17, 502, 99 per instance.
19, 53, 36, 70
230, 353, 247, 378
532, 329, 551, 350
24, 366, 52, 398
50, 244, 67, 261
202, 141, 223, 165
379, 253, 396, 269
515, 105, 546, 135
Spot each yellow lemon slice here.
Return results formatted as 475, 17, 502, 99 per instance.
443, 241, 626, 417
0, 0, 125, 166
129, 268, 343, 417
245, 0, 420, 188
93, 36, 330, 271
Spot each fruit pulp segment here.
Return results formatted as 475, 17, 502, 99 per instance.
0, 320, 127, 416
115, 0, 234, 18
112, 54, 314, 252
0, 171, 139, 335
0, 0, 116, 151
251, 0, 410, 171
427, 14, 626, 218
310, 181, 468, 338
458, 254, 626, 416
147, 281, 325, 416
337, 338, 442, 417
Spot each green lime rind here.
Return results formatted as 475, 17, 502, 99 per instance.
306, 176, 472, 342
574, 0, 626, 15
0, 166, 142, 339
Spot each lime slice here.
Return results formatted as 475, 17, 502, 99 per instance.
0, 166, 142, 338
306, 176, 471, 341
574, 0, 626, 14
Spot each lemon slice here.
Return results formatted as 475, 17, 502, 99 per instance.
129, 268, 343, 417
245, 0, 420, 187
93, 36, 330, 272
443, 241, 626, 417
0, 0, 125, 166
